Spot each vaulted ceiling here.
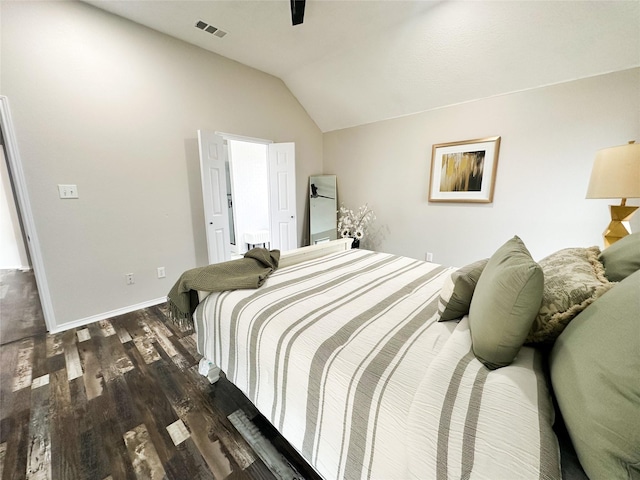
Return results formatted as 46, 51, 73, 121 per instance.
86, 1, 640, 132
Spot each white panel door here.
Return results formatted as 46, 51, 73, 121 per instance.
268, 143, 297, 251
198, 130, 231, 264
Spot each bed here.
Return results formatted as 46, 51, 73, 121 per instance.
186, 233, 640, 480
191, 238, 572, 479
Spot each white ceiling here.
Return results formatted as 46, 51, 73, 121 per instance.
86, 1, 640, 132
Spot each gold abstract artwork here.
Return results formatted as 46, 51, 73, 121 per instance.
440, 151, 485, 192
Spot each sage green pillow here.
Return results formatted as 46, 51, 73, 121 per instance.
550, 270, 640, 480
436, 258, 488, 321
599, 232, 640, 282
468, 236, 543, 369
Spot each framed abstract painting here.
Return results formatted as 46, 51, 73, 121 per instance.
428, 136, 501, 203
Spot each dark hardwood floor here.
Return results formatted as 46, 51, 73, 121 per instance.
0, 270, 47, 346
0, 279, 318, 479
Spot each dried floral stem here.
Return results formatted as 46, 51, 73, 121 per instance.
338, 203, 376, 240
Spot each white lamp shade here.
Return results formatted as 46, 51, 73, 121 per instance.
586, 143, 640, 199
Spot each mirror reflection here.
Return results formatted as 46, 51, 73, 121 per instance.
310, 175, 337, 244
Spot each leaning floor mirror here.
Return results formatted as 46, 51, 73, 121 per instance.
309, 175, 337, 244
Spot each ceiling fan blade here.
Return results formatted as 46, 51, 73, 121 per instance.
291, 0, 306, 26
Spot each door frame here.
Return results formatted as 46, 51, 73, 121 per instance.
1, 96, 55, 331
215, 131, 272, 146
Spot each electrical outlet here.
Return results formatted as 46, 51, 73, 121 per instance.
157, 267, 166, 279
425, 252, 434, 262
125, 273, 134, 285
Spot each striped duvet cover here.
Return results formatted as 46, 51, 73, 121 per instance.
194, 249, 560, 479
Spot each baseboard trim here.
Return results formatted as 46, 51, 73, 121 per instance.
49, 297, 168, 334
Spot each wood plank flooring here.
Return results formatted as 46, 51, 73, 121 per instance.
0, 302, 319, 479
0, 270, 47, 346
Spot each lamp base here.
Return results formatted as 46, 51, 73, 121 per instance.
603, 204, 638, 247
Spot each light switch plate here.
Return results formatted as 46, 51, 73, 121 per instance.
58, 184, 78, 199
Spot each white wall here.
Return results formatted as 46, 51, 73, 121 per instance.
0, 1, 323, 330
325, 69, 640, 266
1, 146, 30, 269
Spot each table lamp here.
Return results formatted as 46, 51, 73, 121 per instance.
586, 141, 640, 247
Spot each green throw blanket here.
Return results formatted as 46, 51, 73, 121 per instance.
167, 248, 280, 329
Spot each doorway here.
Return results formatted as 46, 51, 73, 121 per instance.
197, 131, 298, 265
1, 112, 47, 344
1, 132, 30, 269
227, 139, 270, 257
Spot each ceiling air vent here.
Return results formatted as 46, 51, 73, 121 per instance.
195, 20, 227, 38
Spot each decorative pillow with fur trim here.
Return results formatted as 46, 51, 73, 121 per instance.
526, 246, 614, 344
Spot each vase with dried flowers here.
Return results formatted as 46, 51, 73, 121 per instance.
338, 203, 376, 248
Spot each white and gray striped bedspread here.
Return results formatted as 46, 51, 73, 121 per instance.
194, 249, 560, 479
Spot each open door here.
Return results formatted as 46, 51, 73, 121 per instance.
268, 142, 297, 251
198, 132, 298, 264
197, 131, 231, 265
